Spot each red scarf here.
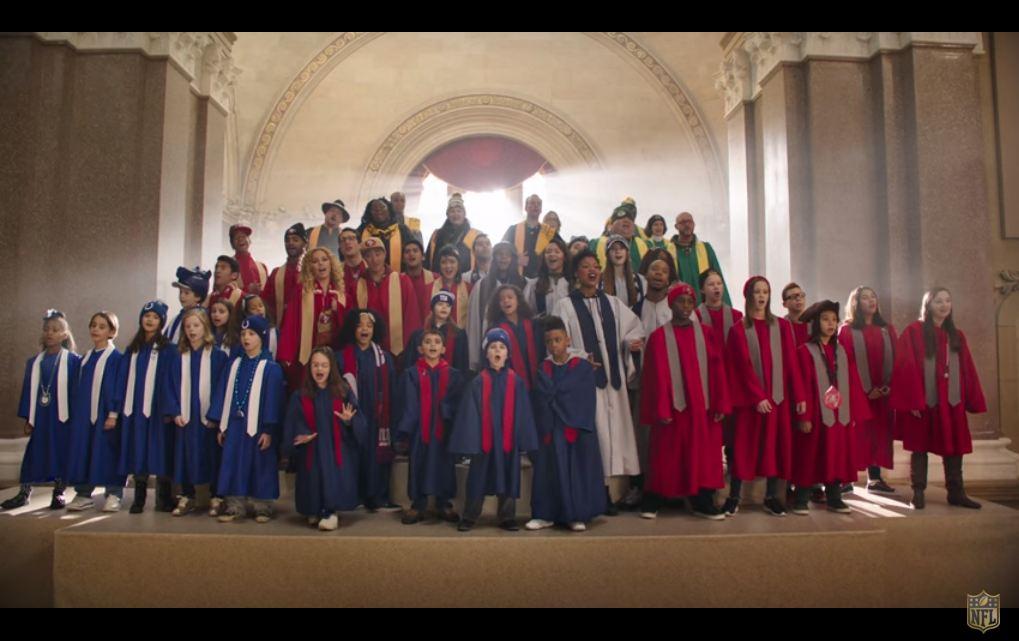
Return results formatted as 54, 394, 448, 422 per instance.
299, 395, 344, 471
540, 359, 579, 444
481, 369, 517, 454
417, 358, 450, 444
499, 319, 537, 390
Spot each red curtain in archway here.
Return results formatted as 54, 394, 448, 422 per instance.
422, 136, 549, 192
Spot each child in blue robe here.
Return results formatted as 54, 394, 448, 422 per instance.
208, 315, 285, 523
283, 347, 367, 530
449, 328, 539, 531
65, 311, 125, 512
3, 310, 81, 511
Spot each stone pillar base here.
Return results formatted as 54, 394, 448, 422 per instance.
885, 438, 1019, 483
0, 438, 28, 486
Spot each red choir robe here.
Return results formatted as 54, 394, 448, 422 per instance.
791, 340, 871, 487
209, 283, 242, 309
641, 322, 731, 498
406, 269, 439, 325
429, 278, 471, 329
890, 321, 986, 457
695, 304, 743, 450
235, 251, 268, 294
355, 269, 422, 357
789, 318, 810, 347
726, 317, 806, 481
838, 323, 898, 470
262, 259, 302, 329
278, 279, 348, 389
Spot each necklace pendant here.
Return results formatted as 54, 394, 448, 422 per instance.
40, 389, 51, 407
235, 408, 246, 419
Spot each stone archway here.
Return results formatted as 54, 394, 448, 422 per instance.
354, 93, 602, 208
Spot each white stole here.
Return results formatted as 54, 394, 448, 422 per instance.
124, 347, 160, 418
29, 348, 70, 426
181, 347, 212, 425
221, 357, 269, 437
80, 344, 115, 424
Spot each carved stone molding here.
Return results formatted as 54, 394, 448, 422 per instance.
716, 31, 985, 118
239, 32, 723, 213
32, 32, 239, 112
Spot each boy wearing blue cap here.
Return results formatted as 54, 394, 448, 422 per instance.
207, 315, 285, 523
449, 328, 539, 531
166, 266, 211, 344
114, 301, 176, 513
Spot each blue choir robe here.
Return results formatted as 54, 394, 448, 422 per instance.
66, 345, 124, 487
394, 360, 464, 503
400, 324, 470, 374
207, 352, 284, 500
530, 353, 606, 523
18, 350, 81, 483
339, 344, 396, 503
213, 332, 241, 360
449, 366, 539, 499
283, 389, 368, 516
115, 343, 174, 477
162, 347, 229, 486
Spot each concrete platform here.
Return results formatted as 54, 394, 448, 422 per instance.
1, 481, 1016, 608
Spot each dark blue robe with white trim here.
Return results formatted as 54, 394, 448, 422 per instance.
162, 348, 229, 486
283, 389, 368, 516
449, 367, 538, 499
66, 347, 123, 487
115, 343, 174, 477
207, 352, 285, 500
17, 351, 81, 483
394, 363, 464, 502
340, 345, 397, 504
530, 356, 606, 523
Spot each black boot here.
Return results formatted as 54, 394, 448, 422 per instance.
1, 486, 32, 510
604, 486, 619, 516
944, 456, 981, 509
826, 482, 851, 513
49, 482, 67, 510
154, 478, 174, 512
130, 477, 148, 514
910, 452, 928, 509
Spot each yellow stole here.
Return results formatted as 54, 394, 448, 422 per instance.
357, 271, 405, 356
300, 281, 345, 366
430, 279, 470, 329
427, 228, 481, 271
695, 241, 709, 274
514, 222, 556, 274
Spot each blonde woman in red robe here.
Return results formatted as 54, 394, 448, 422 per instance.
278, 247, 348, 391
838, 286, 898, 494
890, 287, 986, 509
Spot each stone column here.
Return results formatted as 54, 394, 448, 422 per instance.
0, 32, 237, 451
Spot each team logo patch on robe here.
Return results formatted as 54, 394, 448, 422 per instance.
967, 591, 1000, 633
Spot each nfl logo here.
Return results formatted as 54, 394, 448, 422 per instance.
967, 591, 1001, 633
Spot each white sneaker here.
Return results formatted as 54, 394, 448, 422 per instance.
569, 522, 587, 532
67, 496, 95, 511
102, 495, 122, 512
525, 518, 554, 530
318, 514, 339, 531
639, 511, 658, 520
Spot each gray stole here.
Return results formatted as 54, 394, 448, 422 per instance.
851, 327, 893, 393
746, 320, 784, 404
925, 348, 961, 408
698, 303, 734, 341
664, 322, 709, 412
806, 342, 850, 426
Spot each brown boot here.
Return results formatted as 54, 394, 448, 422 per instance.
944, 456, 982, 509
910, 452, 928, 509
